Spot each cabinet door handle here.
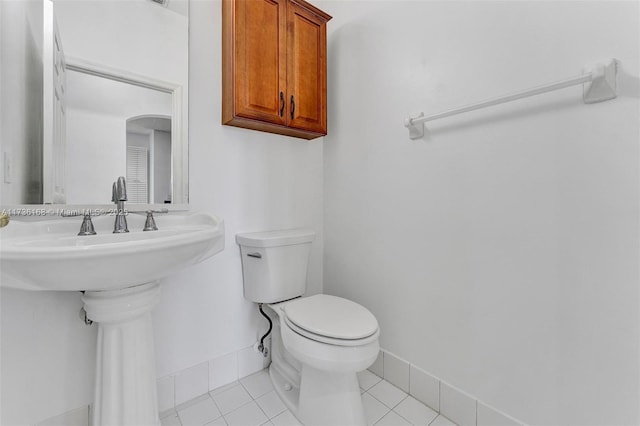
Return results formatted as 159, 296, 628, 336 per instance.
290, 95, 295, 120
279, 92, 284, 117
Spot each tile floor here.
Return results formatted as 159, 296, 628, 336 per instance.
161, 369, 457, 426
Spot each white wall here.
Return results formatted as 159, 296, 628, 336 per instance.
0, 0, 323, 424
0, 290, 98, 425
65, 109, 125, 204
321, 1, 639, 425
152, 0, 323, 379
0, 0, 43, 204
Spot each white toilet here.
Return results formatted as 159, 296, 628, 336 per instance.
236, 229, 380, 426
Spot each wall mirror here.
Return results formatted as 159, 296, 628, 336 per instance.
0, 0, 189, 209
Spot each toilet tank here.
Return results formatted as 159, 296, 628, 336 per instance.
236, 229, 315, 304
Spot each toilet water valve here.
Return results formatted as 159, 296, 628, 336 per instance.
257, 342, 269, 358
257, 303, 272, 358
253, 340, 268, 357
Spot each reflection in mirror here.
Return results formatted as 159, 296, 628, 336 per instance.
0, 0, 188, 207
64, 68, 174, 204
127, 116, 172, 204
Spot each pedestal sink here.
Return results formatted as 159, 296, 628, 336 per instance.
0, 212, 225, 425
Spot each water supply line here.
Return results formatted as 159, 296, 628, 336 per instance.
258, 304, 272, 358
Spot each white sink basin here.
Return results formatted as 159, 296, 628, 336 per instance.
0, 211, 224, 425
0, 211, 224, 291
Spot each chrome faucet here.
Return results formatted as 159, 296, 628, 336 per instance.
112, 176, 129, 233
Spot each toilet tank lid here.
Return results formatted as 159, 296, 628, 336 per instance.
236, 228, 315, 248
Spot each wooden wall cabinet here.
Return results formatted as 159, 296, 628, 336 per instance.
222, 0, 332, 140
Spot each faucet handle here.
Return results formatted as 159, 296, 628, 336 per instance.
129, 209, 168, 231
129, 208, 169, 215
143, 211, 158, 231
78, 214, 97, 236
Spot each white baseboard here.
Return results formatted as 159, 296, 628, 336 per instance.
374, 348, 526, 426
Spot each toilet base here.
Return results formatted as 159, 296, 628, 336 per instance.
270, 362, 366, 426
265, 301, 372, 426
269, 363, 300, 413
298, 364, 366, 426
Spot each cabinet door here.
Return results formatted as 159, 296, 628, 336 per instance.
286, 0, 327, 134
232, 0, 287, 126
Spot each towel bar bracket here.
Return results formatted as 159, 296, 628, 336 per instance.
405, 112, 425, 139
583, 59, 618, 104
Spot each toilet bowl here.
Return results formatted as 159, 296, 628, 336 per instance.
236, 229, 380, 425
267, 295, 379, 425
277, 294, 379, 372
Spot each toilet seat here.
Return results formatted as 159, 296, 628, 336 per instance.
283, 294, 379, 347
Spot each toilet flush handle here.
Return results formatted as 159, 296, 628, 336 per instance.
247, 252, 262, 259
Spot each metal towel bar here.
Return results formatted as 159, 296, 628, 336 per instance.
404, 59, 618, 139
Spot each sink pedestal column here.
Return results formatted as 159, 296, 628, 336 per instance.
82, 282, 161, 426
